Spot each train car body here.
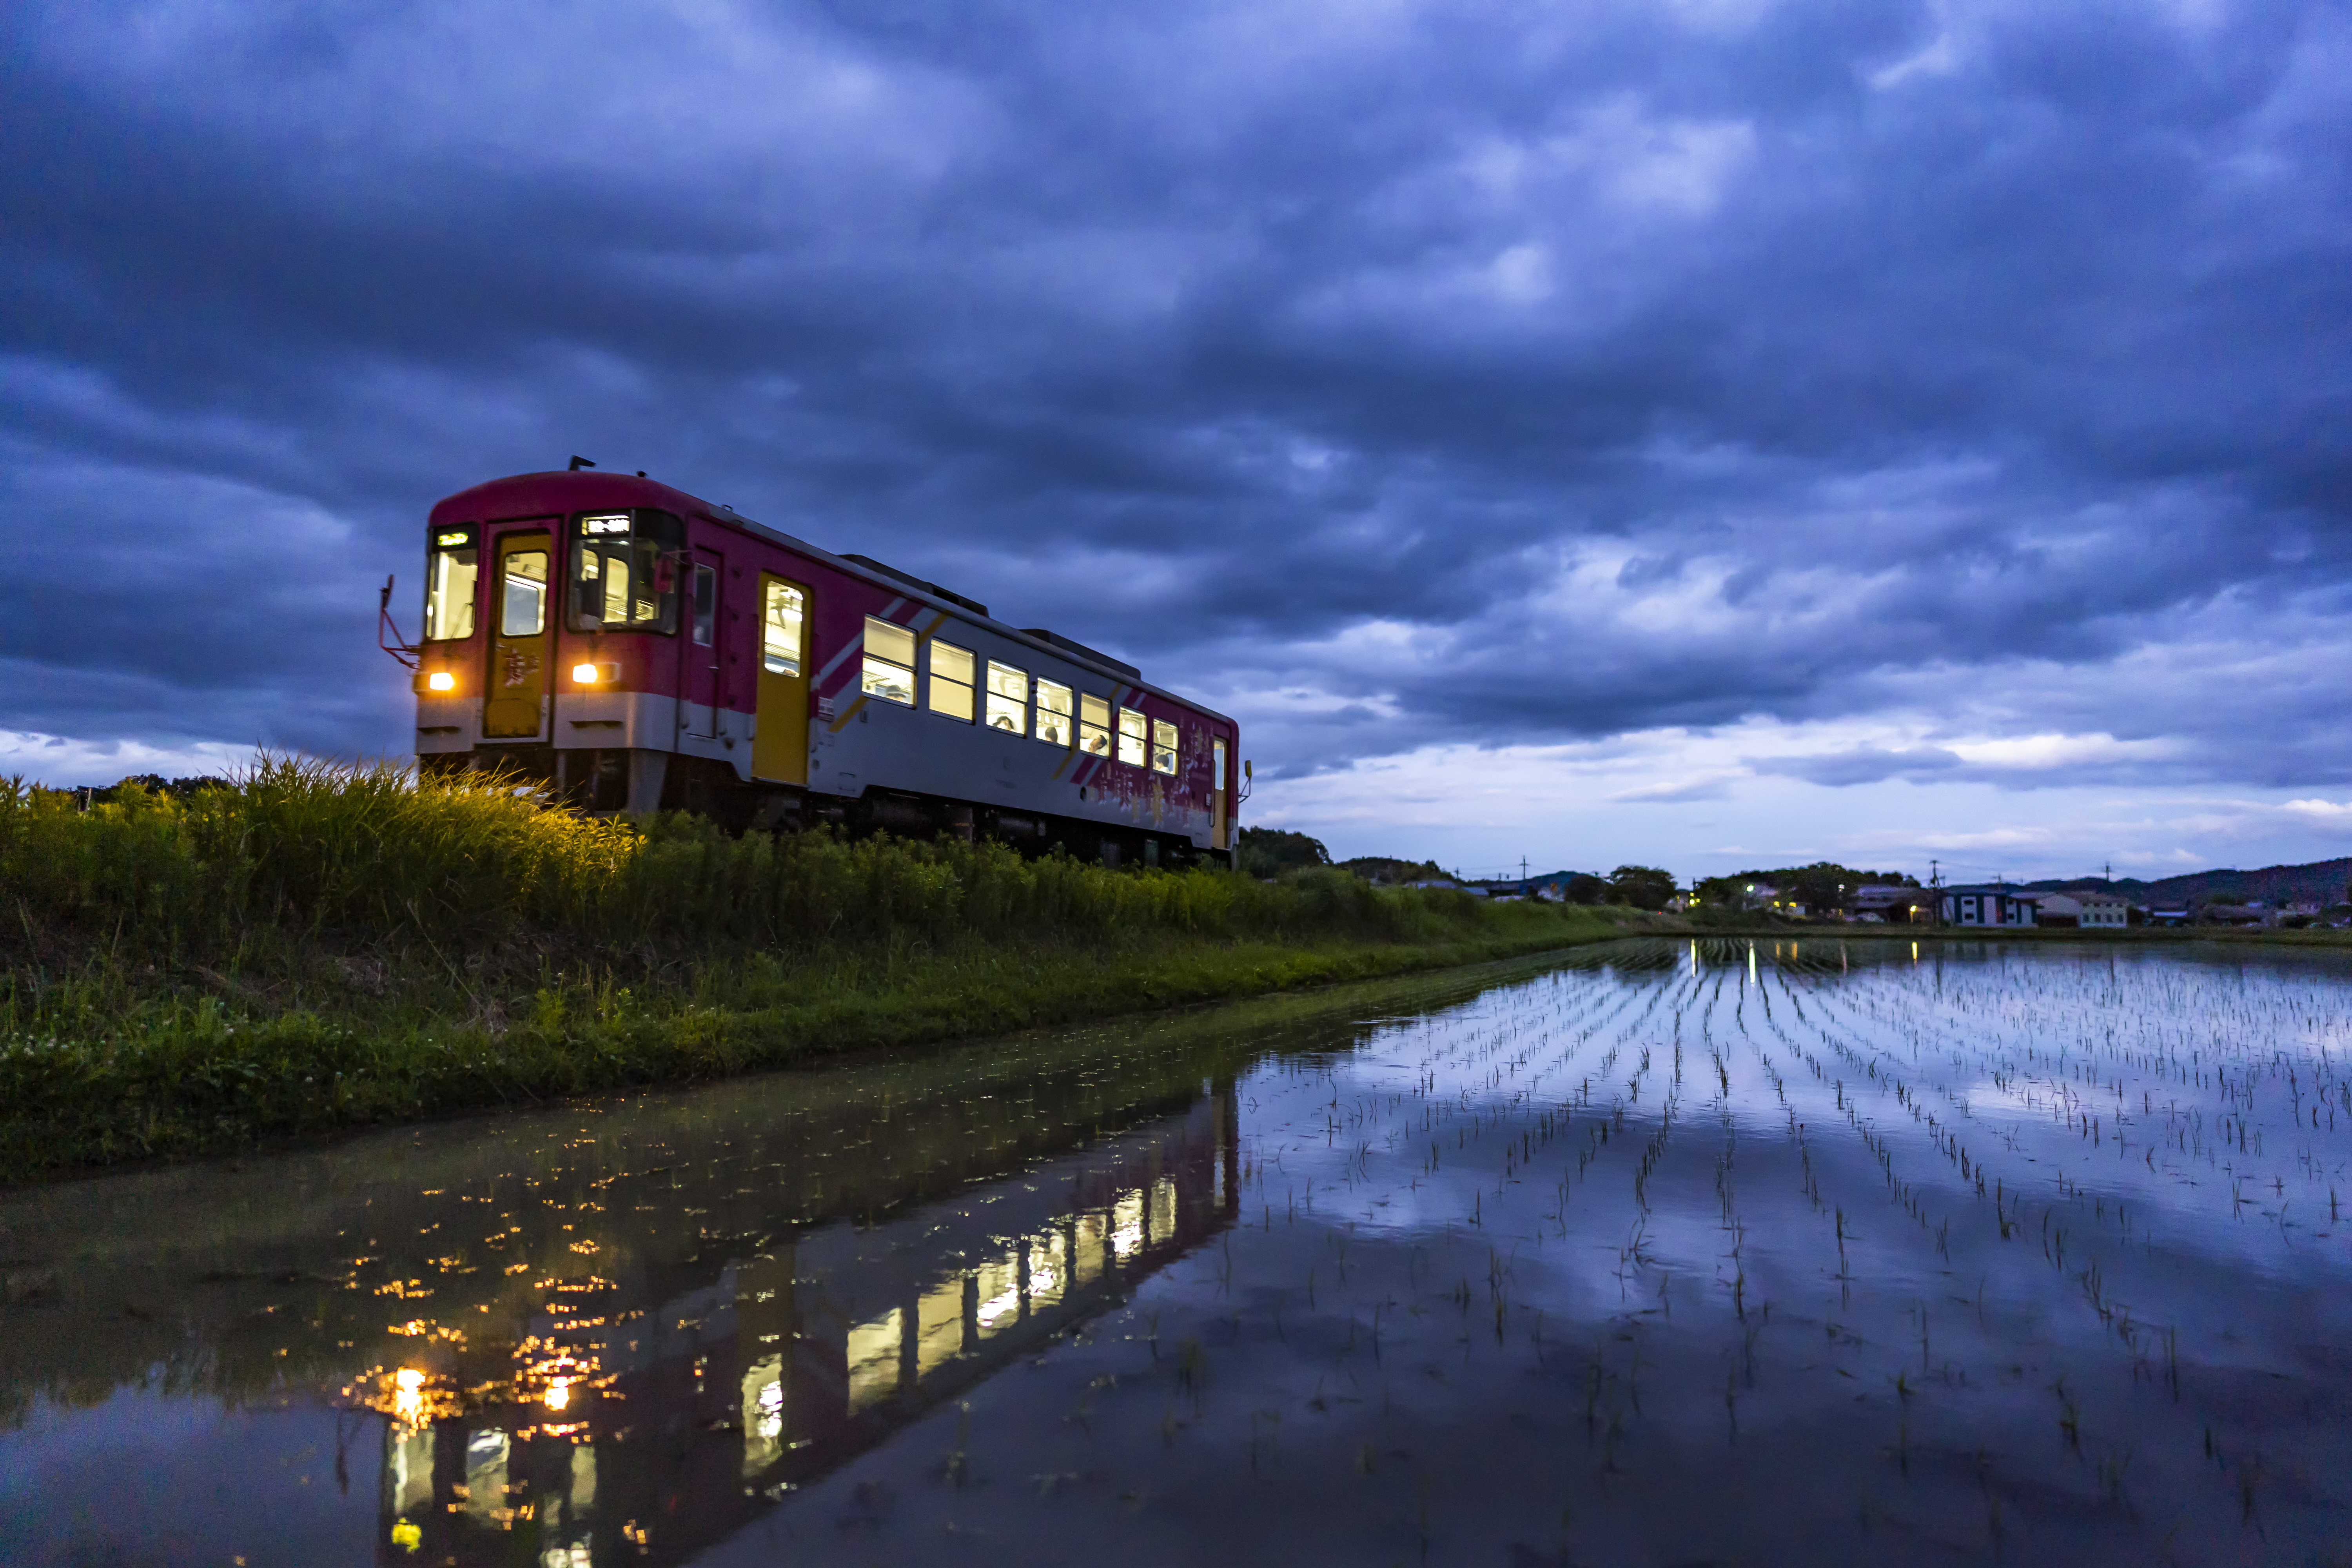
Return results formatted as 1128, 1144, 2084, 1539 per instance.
408, 470, 1239, 865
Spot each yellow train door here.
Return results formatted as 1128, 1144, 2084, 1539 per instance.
752, 573, 810, 784
483, 531, 553, 739
1211, 737, 1230, 849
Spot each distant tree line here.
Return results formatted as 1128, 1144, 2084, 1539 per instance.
1692, 862, 1916, 912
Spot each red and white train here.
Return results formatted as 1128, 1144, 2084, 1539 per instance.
397, 465, 1242, 866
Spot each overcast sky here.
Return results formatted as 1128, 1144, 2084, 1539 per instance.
5, 0, 2348, 882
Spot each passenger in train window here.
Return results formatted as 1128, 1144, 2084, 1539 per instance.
1079, 694, 1112, 756
1151, 719, 1178, 775
762, 583, 805, 675
1034, 680, 1073, 746
863, 616, 916, 705
929, 641, 976, 720
1117, 707, 1147, 766
424, 537, 477, 640
985, 662, 1028, 733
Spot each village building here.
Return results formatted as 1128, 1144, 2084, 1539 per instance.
1851, 884, 1933, 922
1938, 885, 2039, 927
2078, 891, 2131, 928
2035, 893, 2083, 927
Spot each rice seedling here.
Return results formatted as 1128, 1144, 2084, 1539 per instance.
15, 933, 2352, 1562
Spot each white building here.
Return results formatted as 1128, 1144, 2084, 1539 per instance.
1940, 886, 2038, 927
2077, 891, 2130, 928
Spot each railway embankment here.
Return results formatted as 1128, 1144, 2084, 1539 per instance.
0, 760, 1635, 1177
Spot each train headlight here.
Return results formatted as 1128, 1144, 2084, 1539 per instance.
573, 662, 600, 685
426, 671, 456, 693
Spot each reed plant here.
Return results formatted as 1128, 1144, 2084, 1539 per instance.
2, 758, 1501, 955
0, 758, 1618, 1172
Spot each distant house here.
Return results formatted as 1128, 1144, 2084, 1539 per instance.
1852, 884, 1931, 923
2147, 906, 2191, 927
2033, 891, 2130, 929
1465, 870, 1583, 902
2078, 891, 2131, 928
1939, 886, 2038, 927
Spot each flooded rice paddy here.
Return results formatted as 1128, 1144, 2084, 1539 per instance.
5, 939, 2352, 1565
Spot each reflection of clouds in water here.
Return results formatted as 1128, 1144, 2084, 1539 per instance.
21, 949, 2352, 1564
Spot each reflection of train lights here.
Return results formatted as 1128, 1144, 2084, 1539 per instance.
392, 1368, 425, 1424
373, 1084, 1240, 1567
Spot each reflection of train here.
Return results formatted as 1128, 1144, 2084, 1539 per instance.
375, 1084, 1240, 1567
393, 467, 1242, 866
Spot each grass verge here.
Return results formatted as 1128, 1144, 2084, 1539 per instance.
2, 759, 1641, 1177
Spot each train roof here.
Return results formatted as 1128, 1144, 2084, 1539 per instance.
428, 470, 1232, 725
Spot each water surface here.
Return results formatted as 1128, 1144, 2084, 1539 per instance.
5, 940, 2350, 1564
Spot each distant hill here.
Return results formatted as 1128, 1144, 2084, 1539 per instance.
2020, 857, 2352, 908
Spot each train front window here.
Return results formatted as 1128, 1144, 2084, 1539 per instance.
500, 551, 549, 637
1116, 706, 1147, 766
762, 581, 804, 674
929, 641, 975, 720
862, 616, 916, 705
985, 662, 1028, 734
1151, 718, 1178, 775
424, 532, 477, 641
1035, 680, 1072, 746
570, 512, 680, 632
1079, 694, 1111, 756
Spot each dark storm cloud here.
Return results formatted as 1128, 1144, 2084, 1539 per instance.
2, 0, 2348, 780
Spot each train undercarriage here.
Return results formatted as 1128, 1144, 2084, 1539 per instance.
423, 744, 1230, 870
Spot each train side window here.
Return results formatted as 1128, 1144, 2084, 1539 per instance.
985, 662, 1028, 734
424, 540, 477, 641
1079, 694, 1112, 756
1116, 706, 1147, 766
1151, 718, 1178, 775
862, 616, 916, 705
1034, 679, 1073, 746
501, 550, 549, 636
929, 641, 975, 721
691, 565, 717, 646
762, 581, 804, 674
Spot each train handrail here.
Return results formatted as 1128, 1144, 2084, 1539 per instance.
378, 575, 420, 669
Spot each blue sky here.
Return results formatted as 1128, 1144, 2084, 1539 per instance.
4, 0, 2348, 882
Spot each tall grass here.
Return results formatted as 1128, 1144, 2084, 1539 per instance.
0, 758, 1617, 1172
0, 757, 1490, 956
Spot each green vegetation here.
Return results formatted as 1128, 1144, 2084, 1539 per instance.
1235, 824, 1332, 877
0, 761, 1624, 1176
1604, 864, 1678, 909
1339, 855, 1454, 886
1691, 860, 1920, 918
